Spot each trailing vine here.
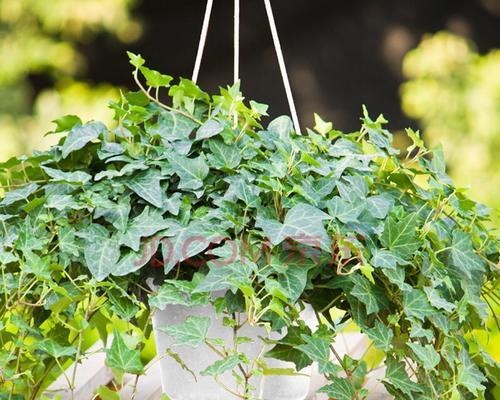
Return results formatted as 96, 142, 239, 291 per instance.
0, 52, 498, 399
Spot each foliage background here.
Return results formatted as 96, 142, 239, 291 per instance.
0, 0, 498, 391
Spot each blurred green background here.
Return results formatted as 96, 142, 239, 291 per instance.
0, 0, 498, 364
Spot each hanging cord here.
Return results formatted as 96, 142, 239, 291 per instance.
192, 0, 214, 83
263, 0, 301, 135
233, 0, 240, 125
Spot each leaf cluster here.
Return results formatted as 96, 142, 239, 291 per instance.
0, 53, 498, 399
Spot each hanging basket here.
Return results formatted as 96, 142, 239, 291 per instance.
151, 298, 318, 400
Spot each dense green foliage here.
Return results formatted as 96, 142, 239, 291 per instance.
0, 53, 499, 399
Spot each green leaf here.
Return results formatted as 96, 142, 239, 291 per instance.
207, 139, 241, 169
350, 274, 388, 315
318, 377, 355, 400
196, 119, 224, 140
380, 213, 420, 260
256, 203, 331, 252
51, 115, 82, 133
371, 249, 409, 269
268, 116, 293, 140
313, 113, 332, 135
166, 153, 209, 191
155, 111, 198, 141
125, 169, 164, 208
326, 196, 365, 223
149, 284, 189, 309
448, 229, 485, 279
139, 66, 173, 88
296, 335, 330, 364
403, 289, 436, 322
108, 291, 139, 321
407, 342, 440, 370
266, 326, 312, 371
457, 349, 486, 396
38, 339, 76, 358
42, 166, 91, 184
423, 287, 455, 313
119, 207, 169, 251
195, 259, 255, 293
365, 320, 393, 352
161, 219, 225, 273
45, 194, 78, 211
127, 51, 145, 68
0, 183, 38, 206
276, 263, 310, 303
96, 386, 120, 400
106, 330, 144, 374
61, 121, 106, 158
159, 316, 211, 348
383, 356, 423, 396
200, 354, 242, 376
366, 195, 393, 219
84, 236, 121, 281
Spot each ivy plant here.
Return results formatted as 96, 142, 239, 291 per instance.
0, 52, 498, 399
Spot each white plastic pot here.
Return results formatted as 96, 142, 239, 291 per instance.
152, 300, 318, 400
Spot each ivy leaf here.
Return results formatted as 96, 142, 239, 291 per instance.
61, 121, 106, 158
256, 203, 331, 252
380, 213, 420, 260
448, 229, 485, 279
166, 153, 209, 191
139, 66, 173, 88
196, 119, 224, 140
313, 113, 332, 135
149, 284, 189, 309
225, 176, 261, 207
200, 354, 242, 376
207, 139, 241, 169
365, 320, 393, 352
326, 196, 365, 223
106, 330, 144, 374
161, 219, 225, 273
457, 349, 486, 396
51, 115, 82, 133
423, 287, 455, 313
108, 291, 139, 321
84, 236, 121, 281
265, 326, 312, 371
46, 194, 78, 211
371, 249, 409, 269
268, 116, 293, 140
194, 259, 255, 293
38, 339, 77, 358
296, 335, 330, 364
350, 274, 388, 314
318, 377, 355, 400
127, 51, 145, 68
0, 183, 38, 206
366, 194, 393, 219
125, 169, 164, 208
155, 111, 197, 141
276, 263, 310, 303
42, 166, 91, 184
383, 356, 423, 396
403, 289, 436, 322
119, 207, 169, 251
159, 316, 211, 348
407, 342, 440, 370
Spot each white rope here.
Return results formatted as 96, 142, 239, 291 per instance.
234, 0, 240, 84
263, 0, 302, 134
192, 0, 214, 84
